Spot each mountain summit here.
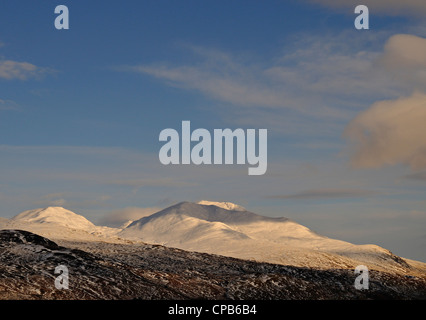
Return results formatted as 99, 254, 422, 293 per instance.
119, 201, 324, 252
119, 201, 420, 272
4, 206, 119, 242
12, 207, 95, 231
128, 201, 287, 225
197, 200, 246, 211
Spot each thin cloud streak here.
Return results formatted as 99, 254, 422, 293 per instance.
117, 38, 397, 122
107, 178, 199, 188
405, 171, 426, 181
266, 188, 380, 200
0, 99, 20, 111
0, 60, 50, 80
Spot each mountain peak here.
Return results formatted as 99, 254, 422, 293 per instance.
38, 206, 67, 213
12, 206, 95, 231
197, 200, 246, 211
126, 201, 287, 231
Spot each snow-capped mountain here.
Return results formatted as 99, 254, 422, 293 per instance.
0, 206, 119, 242
118, 201, 423, 273
1, 201, 425, 275
0, 201, 425, 301
12, 207, 95, 231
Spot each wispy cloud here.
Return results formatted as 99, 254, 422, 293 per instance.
0, 60, 50, 80
405, 171, 426, 181
0, 99, 20, 111
266, 188, 380, 200
0, 145, 145, 158
107, 178, 198, 188
119, 53, 303, 110
117, 38, 396, 123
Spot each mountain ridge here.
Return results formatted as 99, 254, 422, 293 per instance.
117, 201, 425, 274
1, 201, 425, 276
127, 201, 290, 229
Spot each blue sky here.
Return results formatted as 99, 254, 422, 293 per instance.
1, 1, 426, 262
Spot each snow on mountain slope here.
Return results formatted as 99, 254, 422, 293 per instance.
119, 201, 424, 273
2, 207, 122, 243
12, 207, 95, 231
127, 201, 288, 226
2, 202, 425, 275
122, 201, 339, 248
197, 200, 246, 211
2, 230, 425, 300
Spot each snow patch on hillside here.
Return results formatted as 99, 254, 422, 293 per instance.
12, 207, 95, 231
198, 200, 246, 211
1, 202, 425, 275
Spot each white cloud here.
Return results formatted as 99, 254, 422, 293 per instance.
344, 91, 426, 170
127, 62, 297, 109
345, 34, 426, 170
377, 34, 426, 90
0, 60, 45, 80
120, 38, 401, 131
